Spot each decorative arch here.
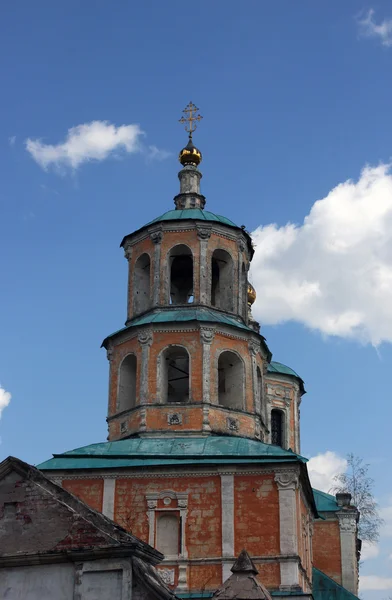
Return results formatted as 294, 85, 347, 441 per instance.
118, 354, 137, 412
211, 249, 234, 312
167, 244, 194, 304
217, 350, 245, 410
159, 345, 190, 403
133, 253, 151, 314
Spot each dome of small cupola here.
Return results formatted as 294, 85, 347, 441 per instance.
248, 283, 257, 306
179, 138, 202, 167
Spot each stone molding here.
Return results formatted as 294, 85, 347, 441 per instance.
123, 243, 132, 260
138, 329, 153, 346
149, 229, 163, 244
196, 225, 212, 240
337, 512, 358, 533
200, 327, 215, 344
274, 471, 299, 490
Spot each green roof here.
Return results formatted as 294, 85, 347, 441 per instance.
146, 208, 239, 228
312, 568, 359, 600
313, 489, 339, 512
38, 436, 307, 471
101, 306, 266, 348
268, 361, 301, 379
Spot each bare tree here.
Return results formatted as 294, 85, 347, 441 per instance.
331, 453, 382, 544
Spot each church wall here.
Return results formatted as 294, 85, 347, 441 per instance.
108, 335, 140, 416
149, 330, 203, 403
113, 475, 222, 559
62, 478, 104, 513
297, 491, 312, 588
254, 562, 281, 589
188, 563, 222, 592
312, 519, 342, 585
234, 474, 280, 557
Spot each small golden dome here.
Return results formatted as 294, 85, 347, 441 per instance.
179, 138, 202, 166
248, 283, 257, 306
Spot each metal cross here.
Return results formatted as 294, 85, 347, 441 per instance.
179, 102, 203, 138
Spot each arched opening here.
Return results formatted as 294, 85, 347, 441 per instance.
168, 245, 194, 304
241, 263, 247, 318
162, 346, 190, 403
271, 409, 284, 447
257, 366, 263, 412
118, 354, 137, 412
218, 351, 244, 410
211, 249, 234, 312
156, 513, 180, 557
133, 253, 151, 314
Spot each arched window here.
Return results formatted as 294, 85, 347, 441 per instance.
161, 346, 190, 403
211, 249, 234, 312
168, 245, 194, 304
257, 366, 263, 411
118, 354, 137, 412
156, 513, 180, 557
218, 351, 244, 410
271, 409, 284, 447
133, 253, 151, 314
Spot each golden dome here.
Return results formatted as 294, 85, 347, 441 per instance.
247, 283, 257, 306
179, 138, 202, 166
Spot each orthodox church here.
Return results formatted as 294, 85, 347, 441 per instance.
7, 104, 361, 599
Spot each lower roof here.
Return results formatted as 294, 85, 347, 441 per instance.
312, 489, 339, 512
38, 435, 307, 471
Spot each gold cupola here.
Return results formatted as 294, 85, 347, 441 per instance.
179, 138, 202, 167
247, 283, 257, 306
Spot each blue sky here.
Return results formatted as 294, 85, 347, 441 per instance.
1, 1, 392, 595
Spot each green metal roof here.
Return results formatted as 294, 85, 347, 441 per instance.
313, 489, 339, 513
101, 306, 265, 348
312, 568, 359, 600
146, 208, 239, 228
268, 361, 301, 379
38, 436, 307, 471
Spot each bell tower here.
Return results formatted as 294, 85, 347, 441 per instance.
102, 103, 273, 443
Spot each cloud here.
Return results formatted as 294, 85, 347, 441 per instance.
0, 386, 11, 419
357, 9, 392, 47
361, 540, 380, 560
360, 575, 392, 590
26, 120, 145, 171
307, 451, 347, 492
251, 163, 392, 345
148, 145, 172, 161
8, 135, 16, 146
380, 501, 392, 536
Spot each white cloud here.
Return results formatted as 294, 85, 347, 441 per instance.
8, 135, 16, 146
360, 575, 392, 590
251, 163, 392, 345
307, 451, 347, 492
148, 145, 172, 161
0, 386, 11, 419
380, 501, 392, 536
358, 9, 392, 47
26, 120, 145, 171
361, 540, 380, 560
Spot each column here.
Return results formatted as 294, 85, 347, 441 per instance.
237, 238, 245, 317
200, 328, 215, 431
123, 242, 133, 321
138, 330, 153, 405
337, 511, 359, 595
248, 340, 261, 415
221, 473, 235, 582
197, 225, 212, 304
102, 478, 115, 519
150, 229, 162, 306
275, 471, 300, 589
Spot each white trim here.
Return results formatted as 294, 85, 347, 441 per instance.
102, 478, 116, 519
220, 474, 234, 557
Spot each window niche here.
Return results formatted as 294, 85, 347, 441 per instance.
133, 253, 151, 314
156, 513, 180, 557
146, 491, 188, 559
168, 245, 194, 304
271, 409, 284, 447
161, 346, 190, 403
218, 351, 244, 410
118, 354, 137, 412
211, 249, 234, 312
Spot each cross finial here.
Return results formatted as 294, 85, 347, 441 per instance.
179, 102, 203, 139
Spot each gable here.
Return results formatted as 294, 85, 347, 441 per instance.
0, 467, 121, 557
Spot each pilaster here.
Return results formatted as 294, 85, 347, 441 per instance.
237, 238, 245, 316
124, 243, 133, 321
150, 228, 162, 306
200, 328, 215, 415
197, 225, 212, 304
138, 330, 153, 405
249, 340, 261, 416
275, 470, 300, 590
337, 511, 359, 595
102, 478, 115, 519
221, 473, 235, 583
